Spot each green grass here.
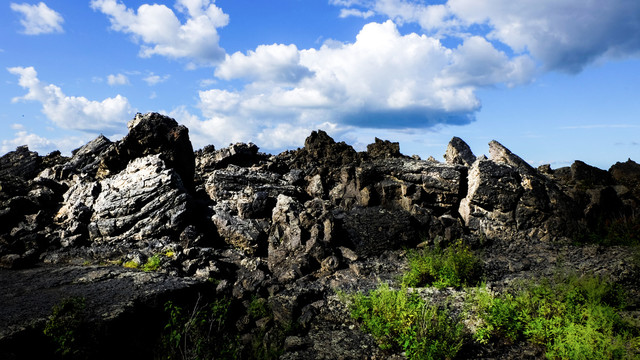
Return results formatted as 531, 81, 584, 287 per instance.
348, 283, 466, 359
402, 240, 482, 289
470, 274, 640, 360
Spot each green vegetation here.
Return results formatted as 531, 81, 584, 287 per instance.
123, 259, 140, 269
142, 254, 162, 272
579, 213, 640, 246
348, 283, 466, 359
470, 274, 640, 359
402, 240, 482, 288
122, 253, 164, 271
248, 295, 270, 320
343, 239, 640, 359
43, 296, 87, 358
161, 297, 239, 360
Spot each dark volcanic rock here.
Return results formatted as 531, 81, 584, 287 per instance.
610, 158, 640, 201
99, 112, 195, 190
285, 130, 359, 172
0, 265, 201, 359
1, 114, 639, 360
444, 136, 476, 167
366, 137, 402, 160
56, 154, 190, 250
0, 145, 42, 180
459, 142, 582, 240
57, 134, 113, 180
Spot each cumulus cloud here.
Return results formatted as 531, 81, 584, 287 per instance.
184, 20, 540, 151
215, 44, 314, 84
205, 21, 532, 131
331, 0, 640, 73
143, 73, 170, 85
1, 130, 55, 155
7, 66, 133, 133
90, 0, 229, 66
449, 0, 640, 72
10, 2, 64, 35
107, 73, 129, 85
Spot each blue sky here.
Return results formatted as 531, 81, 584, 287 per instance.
2, 0, 639, 170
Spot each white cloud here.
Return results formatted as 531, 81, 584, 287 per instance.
10, 2, 64, 35
448, 0, 640, 72
107, 73, 129, 85
187, 20, 536, 151
210, 21, 531, 122
11, 123, 25, 130
215, 44, 314, 84
339, 8, 375, 19
1, 130, 55, 155
1, 129, 92, 156
7, 66, 133, 133
90, 0, 229, 66
143, 73, 170, 85
332, 0, 640, 73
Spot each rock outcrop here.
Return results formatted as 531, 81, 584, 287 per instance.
1, 112, 638, 359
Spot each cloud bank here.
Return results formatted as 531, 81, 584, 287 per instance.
10, 2, 64, 35
180, 0, 640, 151
90, 0, 229, 66
333, 0, 640, 73
184, 20, 534, 150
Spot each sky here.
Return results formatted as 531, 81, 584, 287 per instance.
2, 0, 640, 170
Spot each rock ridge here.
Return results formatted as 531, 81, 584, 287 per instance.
1, 112, 638, 359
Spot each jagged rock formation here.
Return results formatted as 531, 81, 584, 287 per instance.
1, 112, 638, 359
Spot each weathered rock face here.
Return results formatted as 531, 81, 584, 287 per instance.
366, 137, 402, 160
99, 113, 195, 190
458, 140, 583, 240
610, 158, 640, 202
444, 136, 476, 167
56, 154, 190, 250
284, 130, 359, 175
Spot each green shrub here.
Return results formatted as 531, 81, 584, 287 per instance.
43, 297, 87, 358
248, 295, 270, 320
470, 274, 640, 360
161, 296, 239, 360
402, 240, 482, 289
142, 254, 162, 272
349, 284, 466, 359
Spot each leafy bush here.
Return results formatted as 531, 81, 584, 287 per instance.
349, 283, 466, 359
402, 240, 482, 289
470, 274, 640, 360
43, 297, 87, 358
161, 296, 238, 360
